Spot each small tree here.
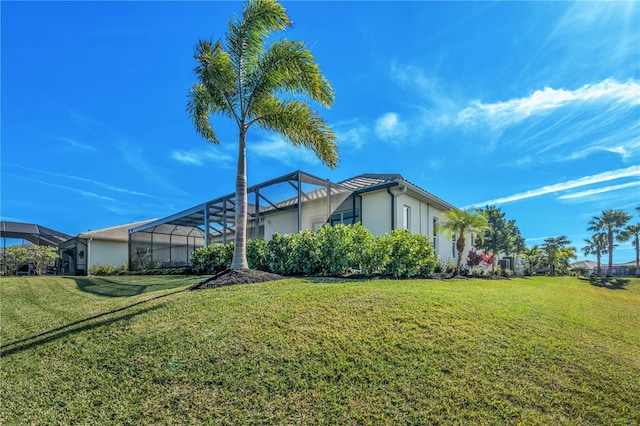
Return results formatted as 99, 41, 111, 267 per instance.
522, 245, 542, 276
31, 246, 58, 275
475, 205, 525, 273
541, 236, 574, 276
439, 209, 488, 276
2, 246, 30, 275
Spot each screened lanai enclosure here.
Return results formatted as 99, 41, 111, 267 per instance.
128, 171, 359, 270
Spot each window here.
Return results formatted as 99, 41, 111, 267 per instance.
330, 209, 360, 226
403, 205, 411, 230
452, 235, 457, 258
432, 217, 438, 251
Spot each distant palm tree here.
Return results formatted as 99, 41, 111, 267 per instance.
522, 245, 541, 275
558, 246, 577, 276
621, 223, 640, 277
541, 235, 572, 276
589, 210, 631, 276
439, 209, 488, 276
187, 0, 338, 269
582, 233, 607, 276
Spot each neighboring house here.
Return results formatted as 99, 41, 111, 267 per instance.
59, 219, 156, 275
129, 171, 472, 271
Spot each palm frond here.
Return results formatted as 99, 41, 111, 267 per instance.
252, 97, 338, 168
226, 0, 291, 109
248, 39, 334, 111
186, 83, 220, 143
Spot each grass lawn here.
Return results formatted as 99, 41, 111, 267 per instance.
1, 274, 639, 425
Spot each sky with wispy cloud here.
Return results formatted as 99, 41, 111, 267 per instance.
2, 1, 639, 262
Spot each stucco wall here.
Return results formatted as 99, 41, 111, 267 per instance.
361, 190, 392, 237
88, 239, 128, 269
359, 189, 465, 264
263, 210, 297, 241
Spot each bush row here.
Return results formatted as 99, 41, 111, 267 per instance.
89, 263, 129, 276
190, 223, 438, 278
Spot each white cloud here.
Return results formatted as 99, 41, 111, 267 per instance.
557, 181, 640, 200
468, 165, 640, 207
57, 137, 97, 151
172, 150, 204, 166
456, 79, 640, 128
4, 172, 117, 202
2, 163, 163, 199
334, 120, 369, 150
171, 146, 235, 168
374, 112, 408, 142
249, 134, 321, 166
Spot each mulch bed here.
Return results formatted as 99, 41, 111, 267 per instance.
189, 269, 284, 290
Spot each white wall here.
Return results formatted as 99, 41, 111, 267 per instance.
360, 189, 461, 264
361, 191, 392, 237
88, 239, 128, 270
263, 210, 297, 241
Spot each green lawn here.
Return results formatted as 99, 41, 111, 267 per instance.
2, 275, 639, 425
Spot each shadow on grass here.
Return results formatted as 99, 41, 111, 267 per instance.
581, 276, 629, 290
1, 289, 185, 357
72, 276, 189, 297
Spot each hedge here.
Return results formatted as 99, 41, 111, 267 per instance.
189, 223, 437, 278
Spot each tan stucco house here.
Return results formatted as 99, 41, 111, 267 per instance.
128, 171, 470, 271
59, 219, 155, 275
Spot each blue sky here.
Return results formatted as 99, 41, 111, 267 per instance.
2, 1, 639, 263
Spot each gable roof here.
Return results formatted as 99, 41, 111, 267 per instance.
339, 173, 404, 191
340, 173, 457, 211
77, 219, 157, 242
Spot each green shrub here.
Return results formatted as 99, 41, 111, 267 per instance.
349, 223, 379, 275
379, 230, 436, 278
266, 233, 298, 275
247, 239, 269, 271
292, 230, 321, 275
190, 243, 232, 275
189, 224, 438, 279
89, 264, 116, 276
317, 224, 354, 276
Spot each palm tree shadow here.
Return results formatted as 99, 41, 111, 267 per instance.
582, 276, 629, 290
72, 276, 189, 297
1, 289, 185, 356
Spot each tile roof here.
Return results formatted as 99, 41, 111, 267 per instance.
339, 173, 456, 210
338, 173, 404, 191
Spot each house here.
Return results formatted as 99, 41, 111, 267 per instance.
128, 171, 471, 271
59, 219, 155, 275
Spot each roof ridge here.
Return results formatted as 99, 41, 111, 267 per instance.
82, 219, 157, 235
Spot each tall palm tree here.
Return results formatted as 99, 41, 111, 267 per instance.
439, 209, 488, 276
582, 233, 607, 276
589, 210, 631, 276
187, 0, 338, 269
621, 223, 640, 277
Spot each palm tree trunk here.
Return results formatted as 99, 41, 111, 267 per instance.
231, 130, 249, 270
607, 231, 614, 276
456, 235, 465, 276
635, 236, 639, 278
